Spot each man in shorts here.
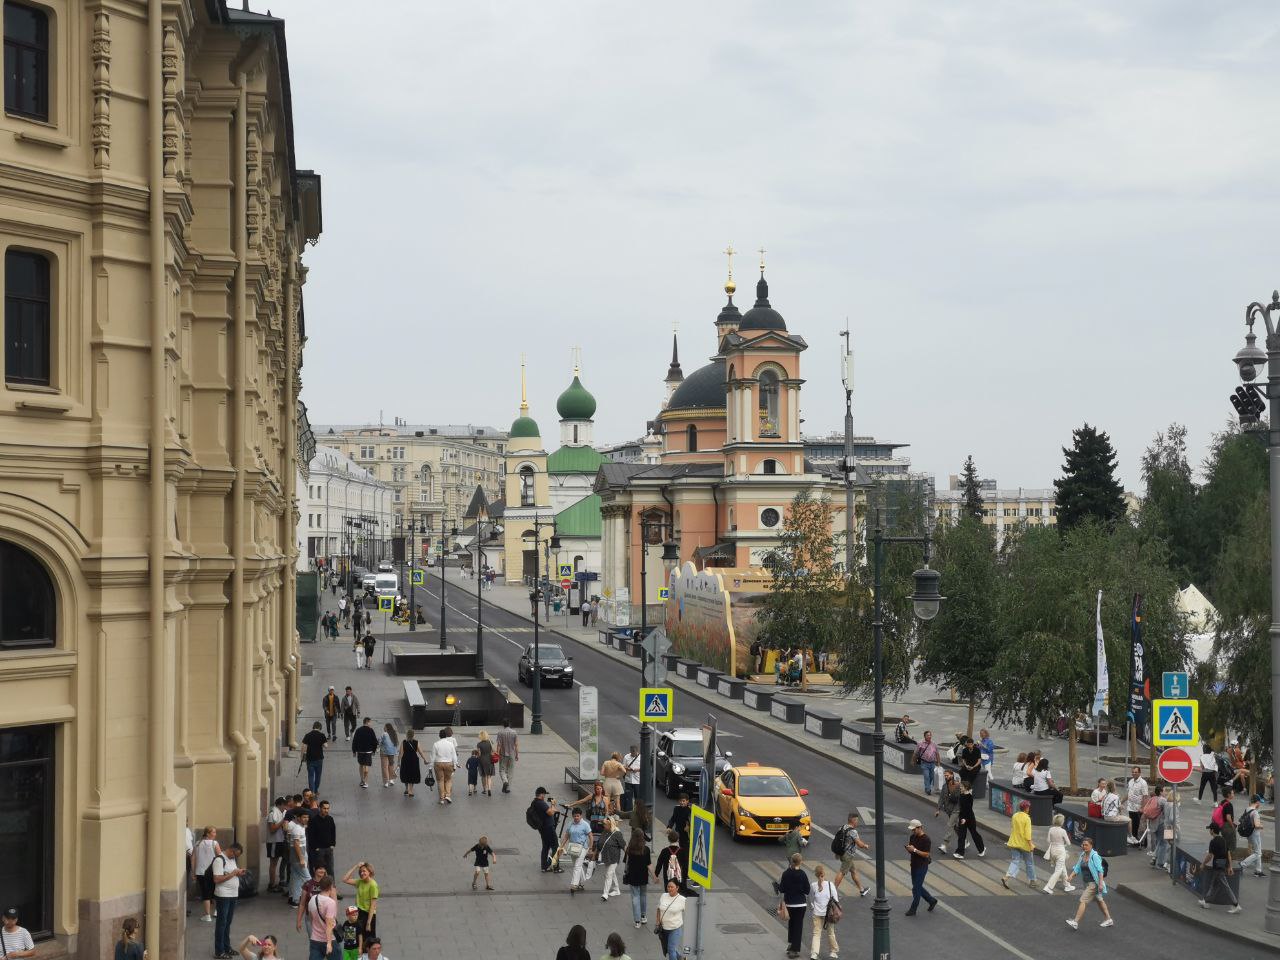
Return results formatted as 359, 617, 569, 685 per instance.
833, 812, 871, 896
266, 796, 287, 892
350, 717, 379, 789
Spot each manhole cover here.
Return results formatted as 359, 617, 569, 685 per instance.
717, 923, 767, 935
492, 848, 521, 856
301, 663, 314, 677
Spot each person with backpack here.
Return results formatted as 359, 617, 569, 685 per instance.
211, 842, 246, 959
1238, 795, 1266, 877
1140, 785, 1166, 856
1199, 823, 1242, 912
1065, 837, 1114, 930
192, 826, 223, 923
831, 812, 870, 897
1215, 787, 1239, 853
530, 787, 560, 872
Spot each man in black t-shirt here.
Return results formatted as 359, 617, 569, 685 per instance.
533, 787, 559, 872
302, 721, 328, 793
350, 718, 379, 788
904, 819, 937, 915
1200, 824, 1241, 911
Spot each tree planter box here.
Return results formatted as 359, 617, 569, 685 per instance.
1173, 843, 1240, 905
988, 780, 1055, 826
804, 707, 842, 740
770, 696, 805, 724
612, 634, 627, 651
840, 722, 875, 755
675, 659, 700, 680
598, 629, 615, 646
743, 685, 774, 711
883, 741, 920, 773
940, 760, 988, 800
1055, 803, 1129, 858
622, 638, 643, 659
696, 666, 723, 689
662, 652, 681, 672
717, 676, 747, 700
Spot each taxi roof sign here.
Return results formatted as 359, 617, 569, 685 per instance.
639, 687, 674, 723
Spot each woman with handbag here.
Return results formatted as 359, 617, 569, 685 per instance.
655, 880, 686, 960
622, 828, 652, 929
476, 731, 496, 797
808, 864, 840, 959
398, 730, 427, 798
777, 853, 810, 959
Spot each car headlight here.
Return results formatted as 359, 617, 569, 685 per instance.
737, 806, 750, 818
670, 763, 685, 775
564, 665, 574, 672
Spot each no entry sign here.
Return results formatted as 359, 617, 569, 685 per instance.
1157, 746, 1195, 784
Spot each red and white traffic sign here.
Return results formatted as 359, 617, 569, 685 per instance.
1157, 746, 1195, 784
561, 577, 572, 589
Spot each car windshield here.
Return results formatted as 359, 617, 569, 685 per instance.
534, 646, 565, 661
670, 740, 703, 758
737, 774, 797, 798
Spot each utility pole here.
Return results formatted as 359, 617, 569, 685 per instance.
839, 326, 855, 575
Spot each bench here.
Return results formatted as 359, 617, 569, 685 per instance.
597, 629, 615, 646
940, 759, 988, 801
661, 652, 681, 673
717, 676, 747, 700
1055, 804, 1129, 858
882, 741, 921, 774
675, 659, 700, 680
743, 685, 774, 711
622, 638, 643, 659
840, 721, 875, 756
770, 695, 806, 724
562, 767, 594, 801
696, 666, 724, 690
804, 707, 842, 740
987, 780, 1055, 826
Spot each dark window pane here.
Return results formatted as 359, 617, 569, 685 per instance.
3, 4, 45, 46
5, 250, 50, 386
3, 3, 48, 120
0, 725, 53, 937
0, 541, 55, 649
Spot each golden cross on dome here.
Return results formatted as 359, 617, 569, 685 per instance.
758, 246, 766, 273
723, 244, 737, 296
571, 345, 581, 375
519, 354, 528, 412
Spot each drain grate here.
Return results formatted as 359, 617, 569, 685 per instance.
717, 923, 767, 935
492, 848, 521, 856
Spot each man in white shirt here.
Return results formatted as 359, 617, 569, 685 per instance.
266, 796, 287, 893
622, 744, 642, 812
1125, 766, 1149, 846
430, 728, 459, 804
0, 908, 36, 960
212, 842, 245, 959
286, 809, 311, 906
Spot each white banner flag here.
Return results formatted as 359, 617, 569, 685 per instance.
1092, 590, 1109, 717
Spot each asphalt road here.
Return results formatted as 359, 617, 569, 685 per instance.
411, 572, 1255, 959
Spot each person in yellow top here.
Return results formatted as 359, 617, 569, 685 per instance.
1001, 800, 1038, 889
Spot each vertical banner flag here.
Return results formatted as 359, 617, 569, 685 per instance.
1092, 590, 1109, 717
1127, 594, 1148, 732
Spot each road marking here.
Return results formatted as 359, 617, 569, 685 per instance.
937, 901, 1037, 960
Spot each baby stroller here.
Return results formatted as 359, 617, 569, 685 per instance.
1215, 752, 1240, 792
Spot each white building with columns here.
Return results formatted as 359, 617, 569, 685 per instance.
297, 444, 395, 571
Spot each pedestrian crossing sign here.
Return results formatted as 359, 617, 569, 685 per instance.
378, 595, 394, 613
658, 587, 670, 600
411, 569, 424, 586
688, 804, 714, 889
638, 687, 674, 723
558, 563, 573, 577
1152, 698, 1198, 746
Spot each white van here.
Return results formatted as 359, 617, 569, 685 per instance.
375, 572, 398, 597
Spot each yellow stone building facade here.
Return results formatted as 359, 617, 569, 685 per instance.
0, 3, 320, 958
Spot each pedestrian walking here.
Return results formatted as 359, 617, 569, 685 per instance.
476, 730, 496, 795
904, 820, 937, 915
430, 727, 459, 803
978, 728, 996, 773
496, 720, 519, 793
302, 721, 327, 794
935, 769, 961, 854
0, 908, 35, 960
808, 864, 841, 959
560, 807, 596, 893
621, 745, 641, 813
1065, 838, 1115, 929
666, 793, 692, 868
1147, 786, 1172, 869
302, 875, 337, 960
211, 841, 245, 959
361, 632, 375, 669
783, 822, 808, 863
264, 797, 288, 894
286, 810, 311, 906
463, 836, 496, 891
378, 724, 398, 788
953, 782, 985, 858
338, 908, 360, 960
654, 831, 684, 894
657, 880, 688, 960
341, 687, 360, 740
193, 825, 223, 922
1238, 795, 1266, 877
913, 730, 940, 795
322, 687, 341, 741
1002, 800, 1038, 889
353, 636, 366, 670
338, 595, 348, 626
623, 828, 652, 929
398, 728, 427, 797
601, 752, 626, 816
555, 925, 591, 960
832, 812, 871, 895
465, 749, 481, 797
581, 598, 592, 627
603, 932, 629, 960
114, 917, 145, 960
777, 853, 810, 958
342, 862, 380, 945
1042, 814, 1075, 894
532, 787, 561, 872
1198, 743, 1220, 803
598, 816, 626, 901
350, 718, 379, 789
307, 800, 337, 881
1125, 766, 1148, 846
357, 937, 385, 960
236, 932, 281, 960
1215, 787, 1239, 853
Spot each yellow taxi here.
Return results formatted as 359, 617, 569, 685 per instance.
714, 762, 812, 841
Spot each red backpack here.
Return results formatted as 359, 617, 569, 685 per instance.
1211, 803, 1225, 828
1141, 795, 1161, 820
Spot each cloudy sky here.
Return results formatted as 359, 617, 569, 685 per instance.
281, 0, 1280, 490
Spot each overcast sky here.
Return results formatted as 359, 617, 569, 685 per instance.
279, 0, 1280, 490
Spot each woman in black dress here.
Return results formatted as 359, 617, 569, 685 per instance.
476, 730, 496, 796
399, 729, 428, 798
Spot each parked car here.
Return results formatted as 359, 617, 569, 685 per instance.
517, 643, 574, 688
655, 727, 733, 799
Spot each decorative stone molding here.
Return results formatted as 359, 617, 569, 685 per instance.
91, 12, 111, 169
162, 25, 180, 178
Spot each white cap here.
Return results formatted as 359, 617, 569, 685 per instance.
907, 819, 922, 829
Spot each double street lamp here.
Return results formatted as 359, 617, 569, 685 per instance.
525, 517, 560, 735
1230, 291, 1280, 933
869, 526, 943, 960
636, 515, 679, 817
439, 516, 458, 650
472, 517, 495, 680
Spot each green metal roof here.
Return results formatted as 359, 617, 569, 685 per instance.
556, 375, 597, 420
554, 494, 602, 538
547, 444, 605, 475
510, 415, 541, 439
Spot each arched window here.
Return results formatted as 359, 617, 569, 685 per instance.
758, 370, 780, 436
763, 458, 777, 475
519, 465, 535, 506
0, 541, 54, 649
419, 464, 433, 501
686, 424, 698, 453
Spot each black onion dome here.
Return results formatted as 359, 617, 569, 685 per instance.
667, 357, 726, 410
737, 275, 787, 332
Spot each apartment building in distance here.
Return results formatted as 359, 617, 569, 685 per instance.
297, 445, 395, 570
934, 474, 1059, 538
0, 4, 321, 958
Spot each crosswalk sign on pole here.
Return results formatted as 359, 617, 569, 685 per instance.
638, 687, 674, 723
411, 569, 425, 586
687, 804, 714, 889
558, 563, 573, 577
658, 587, 670, 600
378, 595, 394, 613
1152, 698, 1198, 746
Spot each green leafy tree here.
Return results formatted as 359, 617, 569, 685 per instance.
914, 517, 1000, 736
1054, 424, 1127, 531
1138, 424, 1201, 585
757, 493, 845, 688
959, 455, 985, 522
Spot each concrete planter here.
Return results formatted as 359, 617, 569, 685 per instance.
661, 652, 681, 672
1055, 804, 1129, 858
743, 685, 774, 711
717, 676, 747, 700
675, 659, 700, 680
804, 707, 842, 740
840, 721, 875, 755
988, 780, 1055, 826
696, 666, 723, 689
770, 696, 805, 724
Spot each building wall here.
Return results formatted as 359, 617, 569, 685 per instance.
0, 5, 318, 959
296, 446, 394, 572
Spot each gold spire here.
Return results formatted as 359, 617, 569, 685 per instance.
723, 243, 737, 295
572, 345, 581, 376
519, 354, 529, 413
758, 245, 766, 274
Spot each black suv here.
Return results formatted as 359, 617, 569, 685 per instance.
517, 643, 575, 688
656, 727, 733, 798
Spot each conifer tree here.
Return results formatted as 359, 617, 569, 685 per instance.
1053, 423, 1126, 531
959, 454, 984, 522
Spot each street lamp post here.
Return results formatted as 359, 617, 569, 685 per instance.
637, 527, 679, 818
407, 517, 418, 632
474, 518, 488, 679
869, 526, 943, 960
1230, 291, 1280, 933
439, 515, 458, 650
527, 517, 559, 735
